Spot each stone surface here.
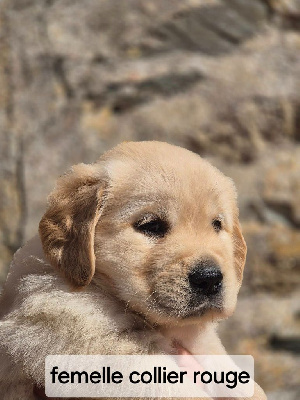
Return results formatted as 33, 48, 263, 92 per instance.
0, 1, 26, 281
262, 153, 300, 227
269, 0, 300, 16
0, 0, 300, 397
219, 293, 300, 395
240, 223, 300, 294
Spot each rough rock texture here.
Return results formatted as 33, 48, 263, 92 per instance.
0, 0, 300, 398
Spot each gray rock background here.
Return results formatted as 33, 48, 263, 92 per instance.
0, 0, 299, 398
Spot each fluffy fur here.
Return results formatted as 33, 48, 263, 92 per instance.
0, 141, 266, 399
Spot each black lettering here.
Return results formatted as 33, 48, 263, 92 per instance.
180, 371, 187, 383
141, 371, 152, 384
214, 371, 225, 384
50, 366, 59, 383
226, 371, 238, 389
70, 371, 88, 384
201, 372, 212, 384
194, 371, 201, 383
112, 371, 123, 384
58, 371, 69, 384
162, 367, 166, 383
167, 371, 178, 384
239, 371, 250, 384
129, 371, 140, 384
90, 371, 101, 384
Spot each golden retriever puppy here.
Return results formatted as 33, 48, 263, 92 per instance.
0, 141, 266, 400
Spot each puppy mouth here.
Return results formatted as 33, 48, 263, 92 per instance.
184, 296, 224, 318
151, 291, 224, 320
189, 286, 223, 307
183, 293, 224, 318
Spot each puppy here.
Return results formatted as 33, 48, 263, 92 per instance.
0, 141, 266, 399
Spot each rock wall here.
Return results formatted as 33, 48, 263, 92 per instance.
0, 1, 299, 398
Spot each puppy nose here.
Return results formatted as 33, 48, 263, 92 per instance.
188, 262, 223, 296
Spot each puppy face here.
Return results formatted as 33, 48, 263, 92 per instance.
39, 142, 246, 326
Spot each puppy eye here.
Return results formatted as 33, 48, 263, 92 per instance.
134, 216, 169, 238
212, 218, 222, 232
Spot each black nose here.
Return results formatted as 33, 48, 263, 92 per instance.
188, 262, 223, 297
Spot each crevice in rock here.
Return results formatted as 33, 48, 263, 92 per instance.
150, 3, 268, 56
269, 335, 300, 354
263, 201, 300, 229
87, 71, 204, 114
52, 56, 74, 99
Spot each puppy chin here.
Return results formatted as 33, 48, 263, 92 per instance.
178, 304, 227, 326
144, 295, 225, 326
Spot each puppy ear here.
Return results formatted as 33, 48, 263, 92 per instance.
233, 217, 247, 282
39, 163, 106, 287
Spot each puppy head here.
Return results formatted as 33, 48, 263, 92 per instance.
39, 141, 246, 325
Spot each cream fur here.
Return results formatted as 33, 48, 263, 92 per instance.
0, 141, 265, 400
